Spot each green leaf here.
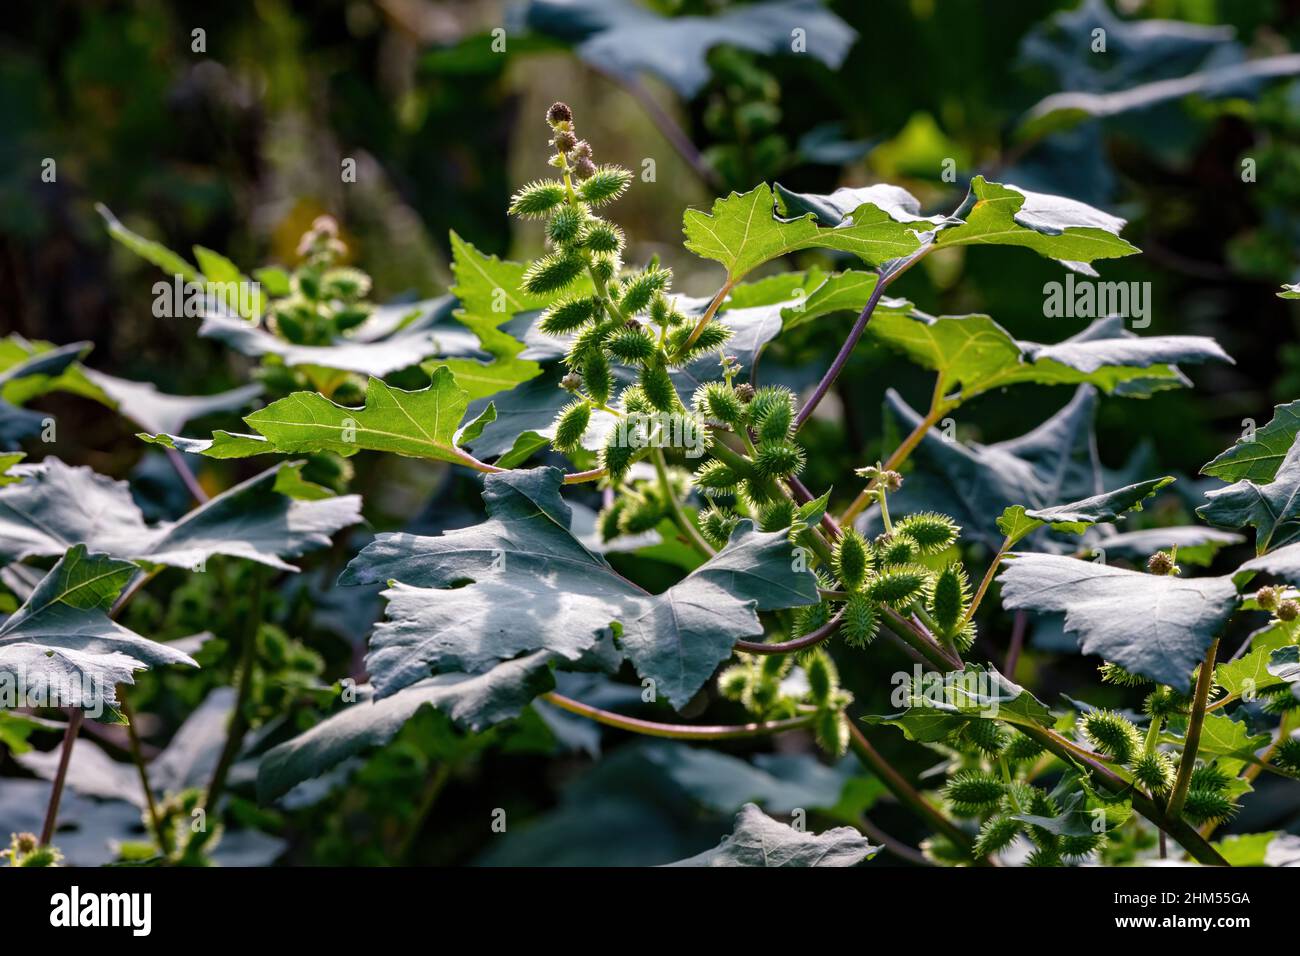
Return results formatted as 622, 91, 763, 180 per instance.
97, 204, 199, 282
1281, 283, 1300, 300
139, 430, 276, 459
256, 652, 556, 801
996, 476, 1173, 545
1202, 400, 1300, 482
869, 312, 1224, 401
196, 367, 473, 463
665, 803, 877, 867
0, 459, 361, 572
935, 176, 1138, 266
0, 546, 197, 712
0, 339, 94, 445
1215, 622, 1296, 700
998, 552, 1239, 690
80, 369, 262, 436
1191, 713, 1271, 762
1215, 832, 1277, 867
1198, 434, 1300, 552
683, 183, 928, 281
340, 467, 817, 708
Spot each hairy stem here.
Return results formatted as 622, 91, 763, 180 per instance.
795, 246, 930, 432
121, 694, 171, 856
963, 535, 1012, 627
542, 691, 815, 740
198, 567, 265, 839
39, 708, 84, 847
735, 606, 845, 655
652, 447, 714, 557
1167, 639, 1220, 819
678, 279, 736, 356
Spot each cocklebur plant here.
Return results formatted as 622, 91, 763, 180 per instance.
26, 97, 1298, 868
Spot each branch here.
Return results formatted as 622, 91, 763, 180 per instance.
541, 691, 815, 740
795, 246, 930, 431
1167, 638, 1220, 818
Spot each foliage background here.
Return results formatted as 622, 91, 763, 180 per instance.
1, 0, 1298, 865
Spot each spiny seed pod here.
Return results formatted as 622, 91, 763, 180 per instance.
805, 650, 838, 706
619, 268, 671, 315
590, 253, 619, 284
640, 361, 677, 412
618, 495, 665, 535
1028, 787, 1059, 819
582, 220, 624, 255
865, 564, 931, 608
699, 505, 740, 548
895, 512, 959, 554
793, 600, 832, 639
1272, 735, 1300, 773
547, 205, 586, 245
578, 166, 633, 205
540, 296, 600, 336
814, 709, 850, 758
1004, 731, 1044, 763
1060, 831, 1105, 860
509, 180, 567, 219
717, 664, 752, 701
607, 327, 657, 365
596, 499, 626, 542
1081, 710, 1142, 764
930, 563, 970, 637
546, 101, 574, 127
1024, 847, 1061, 867
746, 387, 794, 431
874, 533, 916, 566
693, 382, 744, 425
757, 499, 795, 532
693, 460, 741, 494
583, 351, 612, 406
741, 475, 781, 506
1261, 685, 1300, 714
1279, 599, 1299, 622
840, 593, 879, 648
832, 529, 871, 592
752, 440, 805, 479
553, 400, 591, 453
1099, 662, 1150, 687
1255, 585, 1283, 611
756, 398, 793, 443
1183, 789, 1238, 825
965, 718, 1007, 756
1145, 686, 1185, 719
974, 815, 1022, 857
1189, 763, 1231, 793
953, 620, 978, 653
523, 251, 584, 294
671, 321, 732, 364
1146, 550, 1175, 575
1132, 751, 1176, 793
568, 318, 616, 364
620, 385, 652, 415
600, 427, 636, 484
944, 771, 1004, 816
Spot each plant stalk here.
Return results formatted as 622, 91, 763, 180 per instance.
542, 691, 815, 740
1166, 639, 1220, 819
39, 709, 84, 847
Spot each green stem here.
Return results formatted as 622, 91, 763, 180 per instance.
195, 567, 266, 848
1167, 639, 1220, 819
963, 535, 1012, 627
652, 447, 713, 557
394, 763, 452, 864
542, 691, 815, 740
39, 709, 84, 847
121, 694, 171, 856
